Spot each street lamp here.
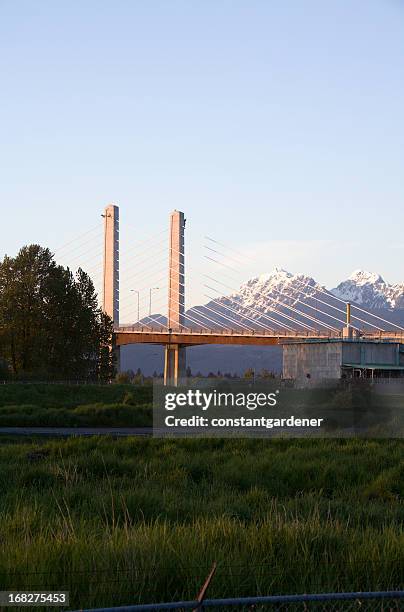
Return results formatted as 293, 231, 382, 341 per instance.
130, 290, 140, 323
149, 287, 159, 316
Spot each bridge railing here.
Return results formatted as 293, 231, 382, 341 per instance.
115, 326, 404, 342
115, 325, 339, 337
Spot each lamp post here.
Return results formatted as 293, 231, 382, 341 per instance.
130, 290, 140, 323
149, 287, 159, 316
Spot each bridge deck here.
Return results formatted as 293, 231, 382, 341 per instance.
114, 328, 404, 347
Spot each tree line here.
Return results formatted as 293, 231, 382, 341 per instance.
0, 245, 115, 381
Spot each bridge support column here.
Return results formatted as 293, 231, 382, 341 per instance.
102, 204, 120, 372
164, 344, 186, 386
164, 210, 186, 385
342, 302, 356, 339
344, 302, 352, 338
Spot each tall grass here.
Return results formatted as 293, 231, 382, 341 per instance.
0, 437, 402, 609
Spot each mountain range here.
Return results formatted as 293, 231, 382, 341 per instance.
186, 268, 404, 332
121, 269, 404, 376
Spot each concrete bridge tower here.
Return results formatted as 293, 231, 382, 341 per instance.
164, 210, 186, 385
102, 204, 120, 369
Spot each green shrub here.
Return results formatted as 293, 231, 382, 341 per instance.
122, 391, 136, 405
115, 372, 132, 384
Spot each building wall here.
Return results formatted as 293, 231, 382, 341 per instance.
283, 342, 343, 382
342, 342, 400, 366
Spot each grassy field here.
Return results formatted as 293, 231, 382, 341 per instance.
0, 383, 152, 427
0, 434, 403, 610
0, 382, 401, 434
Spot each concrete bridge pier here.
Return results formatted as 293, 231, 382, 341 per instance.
164, 210, 186, 386
164, 344, 186, 386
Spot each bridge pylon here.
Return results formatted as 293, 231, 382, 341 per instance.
164, 210, 186, 385
102, 203, 120, 371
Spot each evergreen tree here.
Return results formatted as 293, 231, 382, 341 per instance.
0, 245, 115, 380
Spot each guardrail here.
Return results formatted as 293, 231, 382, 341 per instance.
115, 326, 337, 337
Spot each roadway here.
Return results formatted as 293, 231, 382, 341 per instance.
115, 328, 337, 347
115, 328, 404, 347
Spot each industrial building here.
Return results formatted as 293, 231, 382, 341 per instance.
282, 339, 404, 383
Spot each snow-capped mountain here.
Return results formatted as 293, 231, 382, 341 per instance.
187, 268, 404, 332
332, 270, 404, 310
134, 268, 404, 332
189, 268, 344, 331
234, 268, 318, 310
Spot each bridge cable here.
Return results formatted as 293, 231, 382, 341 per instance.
53, 223, 103, 255
283, 277, 385, 331
204, 276, 316, 332
203, 285, 296, 332
203, 252, 340, 332
205, 236, 404, 332
202, 293, 279, 332
203, 267, 329, 332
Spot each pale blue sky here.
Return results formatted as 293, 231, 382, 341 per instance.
1, 1, 404, 314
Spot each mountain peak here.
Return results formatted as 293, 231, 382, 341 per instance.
257, 268, 292, 283
348, 269, 385, 285
331, 270, 404, 309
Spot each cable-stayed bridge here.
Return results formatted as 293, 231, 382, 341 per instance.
54, 204, 404, 384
